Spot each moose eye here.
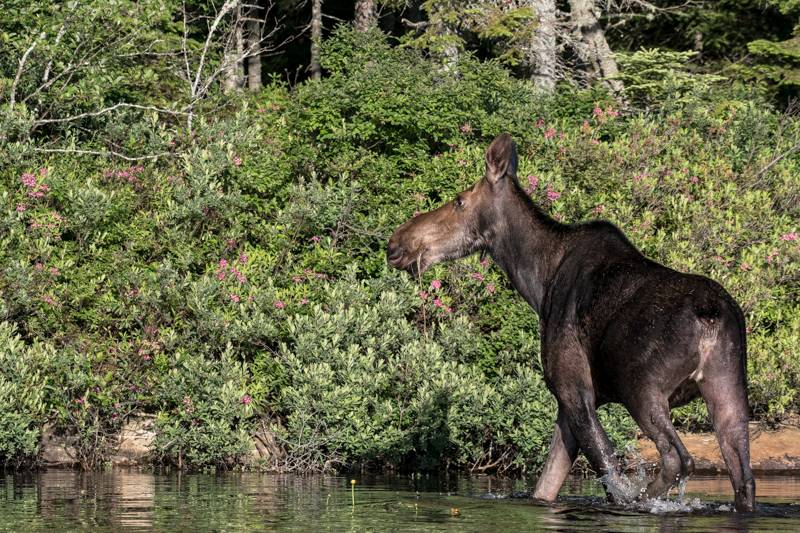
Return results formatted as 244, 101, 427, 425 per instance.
455, 196, 465, 209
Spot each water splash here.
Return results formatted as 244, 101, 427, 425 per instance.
596, 470, 739, 515
599, 466, 648, 503
677, 477, 687, 501
642, 496, 707, 514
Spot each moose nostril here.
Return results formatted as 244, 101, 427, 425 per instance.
387, 243, 403, 262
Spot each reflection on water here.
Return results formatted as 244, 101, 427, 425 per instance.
1, 471, 799, 532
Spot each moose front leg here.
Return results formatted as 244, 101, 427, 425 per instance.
532, 409, 579, 502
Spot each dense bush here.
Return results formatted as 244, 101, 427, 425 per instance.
0, 28, 797, 471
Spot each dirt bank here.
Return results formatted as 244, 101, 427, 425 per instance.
637, 423, 800, 473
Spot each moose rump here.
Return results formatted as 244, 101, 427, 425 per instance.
387, 133, 755, 512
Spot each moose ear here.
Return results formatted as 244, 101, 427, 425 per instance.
485, 133, 518, 184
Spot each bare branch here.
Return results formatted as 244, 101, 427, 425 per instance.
43, 21, 70, 84
33, 147, 172, 161
34, 103, 188, 126
191, 0, 241, 98
754, 141, 800, 179
603, 0, 699, 14
401, 18, 428, 31
10, 32, 45, 107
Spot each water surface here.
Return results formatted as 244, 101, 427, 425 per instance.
1, 471, 799, 531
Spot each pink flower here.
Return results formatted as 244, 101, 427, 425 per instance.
480, 257, 489, 268
486, 283, 496, 294
740, 262, 752, 271
546, 190, 561, 201
230, 293, 241, 303
535, 118, 545, 129
593, 204, 605, 214
418, 290, 429, 300
299, 297, 309, 305
240, 394, 252, 405
605, 106, 619, 118
471, 272, 485, 282
527, 175, 539, 190
34, 262, 44, 271
433, 298, 444, 308
690, 175, 699, 184
431, 279, 442, 290
21, 173, 36, 188
292, 275, 303, 283
590, 139, 600, 145
311, 235, 320, 243
581, 120, 591, 134
780, 232, 798, 242
446, 307, 453, 313
766, 250, 779, 264
544, 128, 556, 139
49, 267, 59, 276
239, 253, 248, 264
273, 300, 286, 309
232, 156, 242, 166
460, 123, 473, 134
16, 203, 26, 212
232, 268, 246, 283
593, 107, 604, 118
218, 258, 228, 269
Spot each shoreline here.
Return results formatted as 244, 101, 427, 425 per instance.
636, 423, 800, 474
37, 416, 800, 474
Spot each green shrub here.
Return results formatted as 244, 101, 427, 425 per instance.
153, 348, 255, 471
0, 27, 797, 473
0, 322, 49, 467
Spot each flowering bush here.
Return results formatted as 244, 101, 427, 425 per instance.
0, 29, 797, 471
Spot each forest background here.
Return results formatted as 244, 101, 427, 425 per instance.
0, 0, 798, 473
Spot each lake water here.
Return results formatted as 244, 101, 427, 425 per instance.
1, 471, 800, 531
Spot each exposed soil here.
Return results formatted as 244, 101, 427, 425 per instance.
637, 423, 800, 473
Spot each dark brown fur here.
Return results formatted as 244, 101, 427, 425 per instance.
387, 134, 755, 512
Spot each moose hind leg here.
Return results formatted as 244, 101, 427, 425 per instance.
628, 399, 694, 499
532, 409, 579, 502
697, 372, 755, 512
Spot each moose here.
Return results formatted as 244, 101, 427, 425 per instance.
387, 134, 755, 512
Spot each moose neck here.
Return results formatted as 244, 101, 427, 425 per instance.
485, 185, 566, 315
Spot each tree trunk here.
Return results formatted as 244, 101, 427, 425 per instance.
567, 0, 623, 93
354, 0, 376, 32
528, 0, 557, 93
223, 5, 245, 93
442, 34, 459, 72
246, 15, 262, 91
310, 0, 323, 80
